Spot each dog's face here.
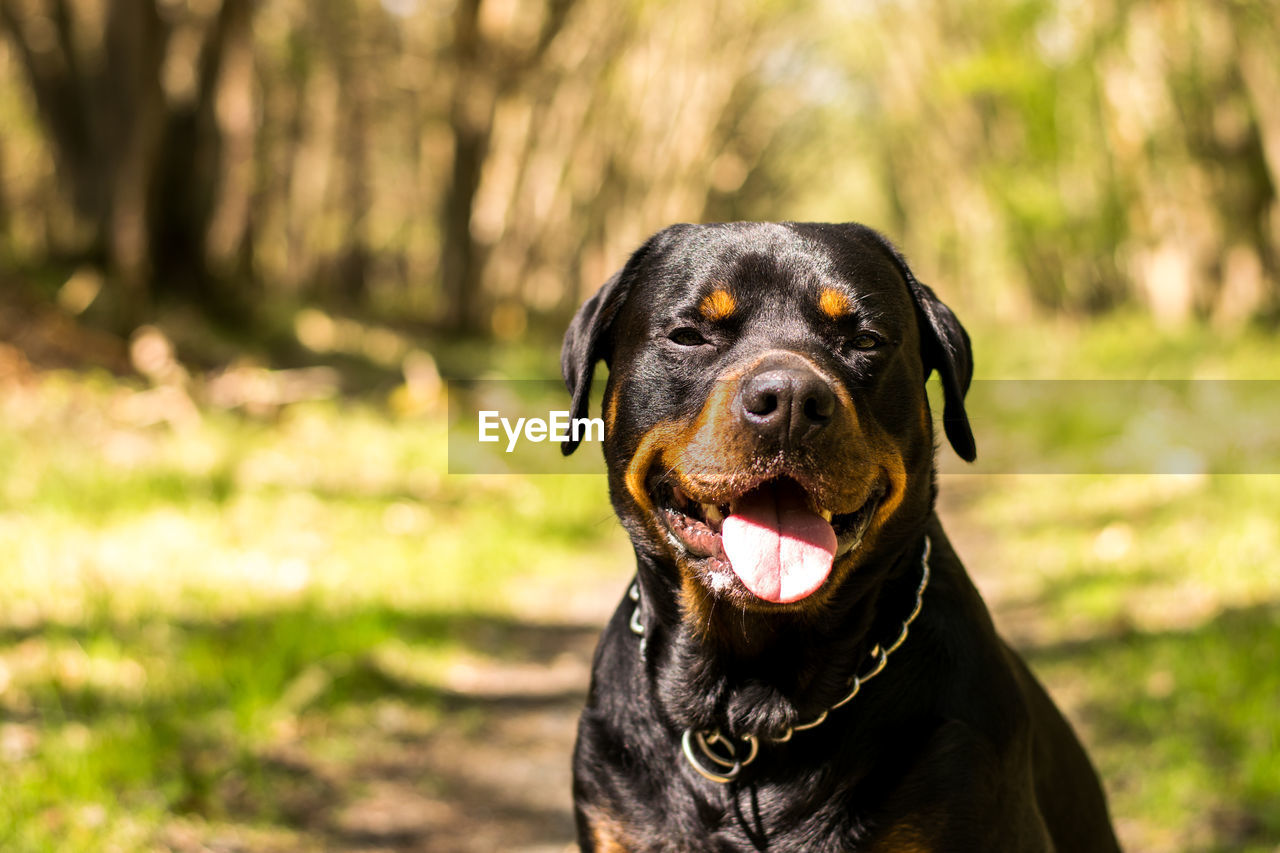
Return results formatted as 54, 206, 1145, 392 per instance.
562, 223, 974, 622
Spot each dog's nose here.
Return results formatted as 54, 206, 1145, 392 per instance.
738, 357, 836, 447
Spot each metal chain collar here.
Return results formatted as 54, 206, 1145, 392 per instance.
629, 536, 933, 785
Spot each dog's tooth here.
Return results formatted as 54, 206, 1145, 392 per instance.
819, 509, 833, 522
702, 503, 723, 525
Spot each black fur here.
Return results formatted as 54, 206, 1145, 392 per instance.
564, 222, 1119, 852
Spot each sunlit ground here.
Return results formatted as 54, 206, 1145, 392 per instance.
0, 316, 1277, 851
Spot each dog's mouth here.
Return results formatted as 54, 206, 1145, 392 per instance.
655, 476, 884, 605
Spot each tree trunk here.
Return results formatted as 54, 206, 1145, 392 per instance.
150, 0, 255, 316
102, 0, 168, 326
440, 0, 491, 334
0, 0, 256, 329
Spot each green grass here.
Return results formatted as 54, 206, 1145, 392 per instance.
0, 369, 627, 850
1, 316, 1277, 851
953, 471, 1280, 851
967, 312, 1280, 379
1032, 605, 1280, 852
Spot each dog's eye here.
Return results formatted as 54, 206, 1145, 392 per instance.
668, 327, 709, 347
850, 332, 882, 350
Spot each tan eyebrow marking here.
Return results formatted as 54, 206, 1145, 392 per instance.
818, 287, 852, 319
698, 287, 736, 321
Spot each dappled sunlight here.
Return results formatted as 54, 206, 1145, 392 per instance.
0, 0, 1275, 845
1, 314, 1276, 849
0, 354, 632, 847
1029, 605, 1280, 852
951, 473, 1280, 643
940, 469, 1280, 853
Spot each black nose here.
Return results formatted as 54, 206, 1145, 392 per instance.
738, 357, 836, 447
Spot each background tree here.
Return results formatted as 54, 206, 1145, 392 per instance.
1, 0, 256, 327
0, 0, 1275, 336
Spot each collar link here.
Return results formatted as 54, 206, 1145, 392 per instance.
621, 536, 935, 784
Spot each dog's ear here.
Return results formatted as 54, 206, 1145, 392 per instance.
560, 270, 626, 455
862, 228, 976, 462
908, 278, 976, 462
561, 236, 662, 455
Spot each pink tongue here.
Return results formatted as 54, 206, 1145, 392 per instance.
721, 482, 837, 603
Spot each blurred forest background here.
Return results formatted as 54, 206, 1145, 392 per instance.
2, 1, 1279, 852
2, 0, 1278, 337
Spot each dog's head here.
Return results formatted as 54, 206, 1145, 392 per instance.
562, 222, 973, 622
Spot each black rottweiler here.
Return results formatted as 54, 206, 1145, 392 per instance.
561, 222, 1120, 852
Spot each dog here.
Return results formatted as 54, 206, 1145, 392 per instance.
561, 222, 1121, 852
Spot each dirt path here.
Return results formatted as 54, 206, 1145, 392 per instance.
239, 495, 1013, 853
